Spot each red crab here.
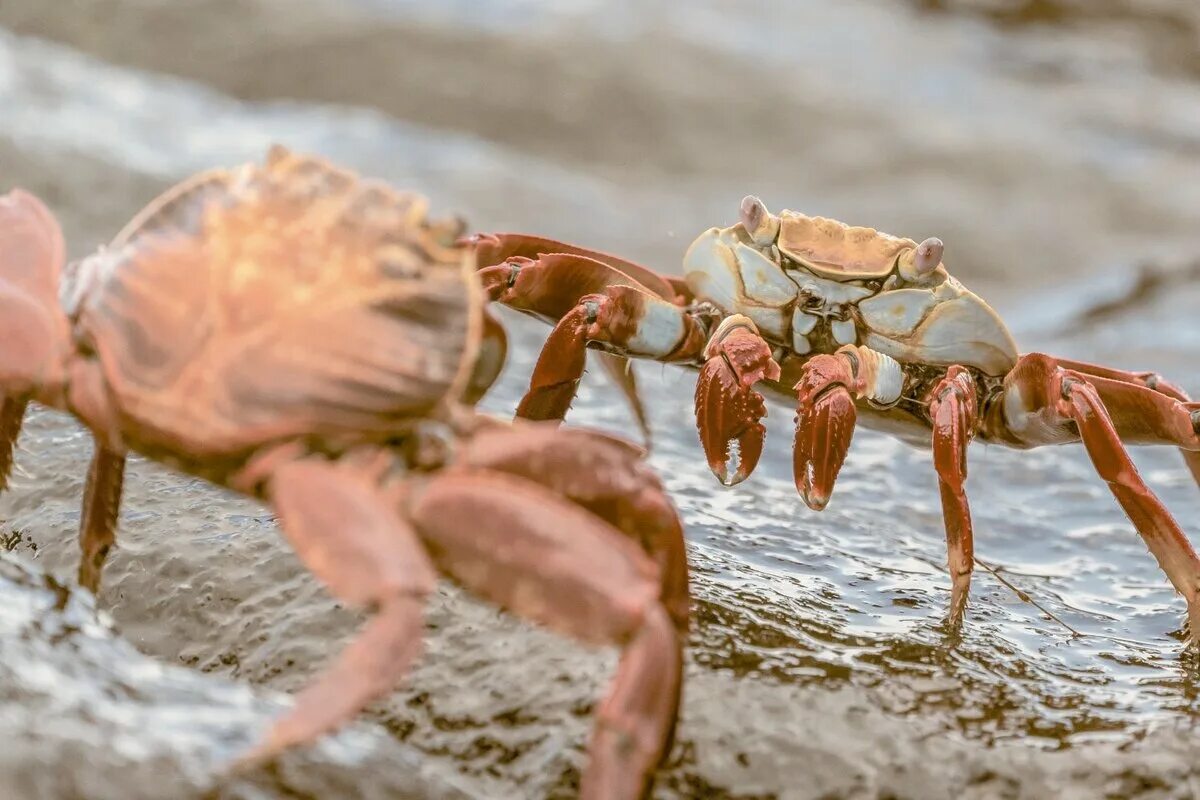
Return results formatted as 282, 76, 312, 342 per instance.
0, 148, 689, 799
471, 196, 1200, 632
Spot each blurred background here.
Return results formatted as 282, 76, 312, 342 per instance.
3, 1, 1200, 798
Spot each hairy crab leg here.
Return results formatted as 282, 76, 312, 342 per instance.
927, 366, 979, 623
694, 315, 780, 486
1052, 357, 1200, 488
77, 442, 126, 594
238, 456, 436, 763
991, 354, 1200, 637
411, 469, 681, 800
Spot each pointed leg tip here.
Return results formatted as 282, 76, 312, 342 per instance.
948, 583, 970, 627
798, 485, 830, 511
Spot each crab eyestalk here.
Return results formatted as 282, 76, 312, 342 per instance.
739, 195, 780, 247
897, 237, 944, 283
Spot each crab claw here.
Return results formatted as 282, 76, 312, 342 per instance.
793, 354, 858, 511
694, 316, 780, 486
696, 357, 768, 485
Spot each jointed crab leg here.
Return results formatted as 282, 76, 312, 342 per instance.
1053, 357, 1200, 487
77, 444, 126, 593
479, 250, 708, 424
991, 354, 1200, 635
458, 423, 689, 760
927, 366, 978, 622
0, 397, 27, 491
242, 455, 435, 761
241, 426, 684, 800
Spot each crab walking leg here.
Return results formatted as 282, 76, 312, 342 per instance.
596, 351, 653, 448
995, 354, 1200, 637
77, 442, 126, 593
517, 284, 706, 423
927, 366, 979, 622
478, 249, 705, 426
241, 457, 435, 763
459, 423, 690, 757
793, 345, 904, 510
1053, 357, 1200, 487
472, 233, 686, 305
0, 190, 69, 400
0, 396, 28, 491
459, 423, 691, 633
694, 316, 781, 485
411, 471, 680, 800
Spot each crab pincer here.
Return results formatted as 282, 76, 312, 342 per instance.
695, 315, 780, 485
793, 352, 859, 511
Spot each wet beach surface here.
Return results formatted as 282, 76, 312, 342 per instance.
2, 1, 1200, 797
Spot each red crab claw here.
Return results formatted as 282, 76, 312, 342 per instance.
695, 317, 780, 486
793, 354, 859, 511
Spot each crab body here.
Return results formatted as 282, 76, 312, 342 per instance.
683, 210, 1018, 377
60, 156, 482, 479
474, 197, 1200, 634
0, 150, 688, 800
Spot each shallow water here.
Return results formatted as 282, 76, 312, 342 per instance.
3, 1, 1200, 797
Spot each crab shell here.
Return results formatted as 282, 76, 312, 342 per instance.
63, 147, 482, 463
683, 206, 1018, 376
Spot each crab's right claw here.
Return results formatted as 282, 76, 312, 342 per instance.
696, 356, 768, 485
694, 317, 780, 486
793, 355, 858, 511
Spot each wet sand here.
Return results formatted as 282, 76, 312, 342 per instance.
3, 2, 1200, 798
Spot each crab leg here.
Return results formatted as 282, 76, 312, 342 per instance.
476, 241, 702, 431
992, 354, 1200, 637
482, 252, 707, 424
694, 316, 780, 485
0, 396, 27, 491
0, 190, 69, 400
77, 442, 126, 594
411, 469, 680, 800
1052, 357, 1200, 486
459, 423, 690, 633
240, 456, 435, 762
927, 366, 978, 622
472, 232, 689, 305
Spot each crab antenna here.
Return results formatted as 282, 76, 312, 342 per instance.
739, 195, 779, 246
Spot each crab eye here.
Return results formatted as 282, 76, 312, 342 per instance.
913, 237, 943, 275
739, 195, 779, 246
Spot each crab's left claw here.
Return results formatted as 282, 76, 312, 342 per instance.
793, 354, 859, 511
694, 316, 780, 486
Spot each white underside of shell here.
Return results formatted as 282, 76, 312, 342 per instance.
831, 318, 857, 346
626, 298, 686, 357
